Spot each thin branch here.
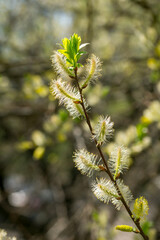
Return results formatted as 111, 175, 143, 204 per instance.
74, 67, 149, 240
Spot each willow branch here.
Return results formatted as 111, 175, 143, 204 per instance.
74, 68, 149, 240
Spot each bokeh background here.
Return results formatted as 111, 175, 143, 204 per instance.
0, 0, 160, 239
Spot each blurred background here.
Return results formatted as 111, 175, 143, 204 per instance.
0, 0, 160, 239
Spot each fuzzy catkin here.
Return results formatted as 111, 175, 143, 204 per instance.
109, 145, 130, 179
73, 149, 100, 177
92, 116, 114, 145
81, 54, 102, 88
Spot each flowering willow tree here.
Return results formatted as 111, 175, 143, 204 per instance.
50, 34, 149, 240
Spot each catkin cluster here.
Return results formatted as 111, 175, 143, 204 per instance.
50, 34, 149, 238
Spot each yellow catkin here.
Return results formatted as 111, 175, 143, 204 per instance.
133, 196, 149, 220
115, 225, 133, 232
56, 82, 78, 101
98, 184, 119, 199
81, 54, 101, 88
114, 147, 121, 179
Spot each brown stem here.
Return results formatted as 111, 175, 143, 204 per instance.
74, 68, 149, 240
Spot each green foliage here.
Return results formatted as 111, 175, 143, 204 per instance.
136, 122, 148, 141
58, 109, 69, 121
142, 221, 153, 236
92, 210, 99, 222
58, 33, 88, 69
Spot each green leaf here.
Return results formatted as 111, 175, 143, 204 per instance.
142, 221, 153, 235
57, 49, 66, 54
66, 59, 73, 64
79, 43, 89, 49
57, 33, 87, 68
76, 52, 84, 61
77, 63, 83, 68
136, 123, 148, 141
62, 38, 69, 50
58, 49, 69, 59
71, 33, 81, 54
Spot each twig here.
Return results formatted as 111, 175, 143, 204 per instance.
74, 67, 149, 240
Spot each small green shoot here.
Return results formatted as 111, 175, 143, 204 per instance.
58, 33, 89, 69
